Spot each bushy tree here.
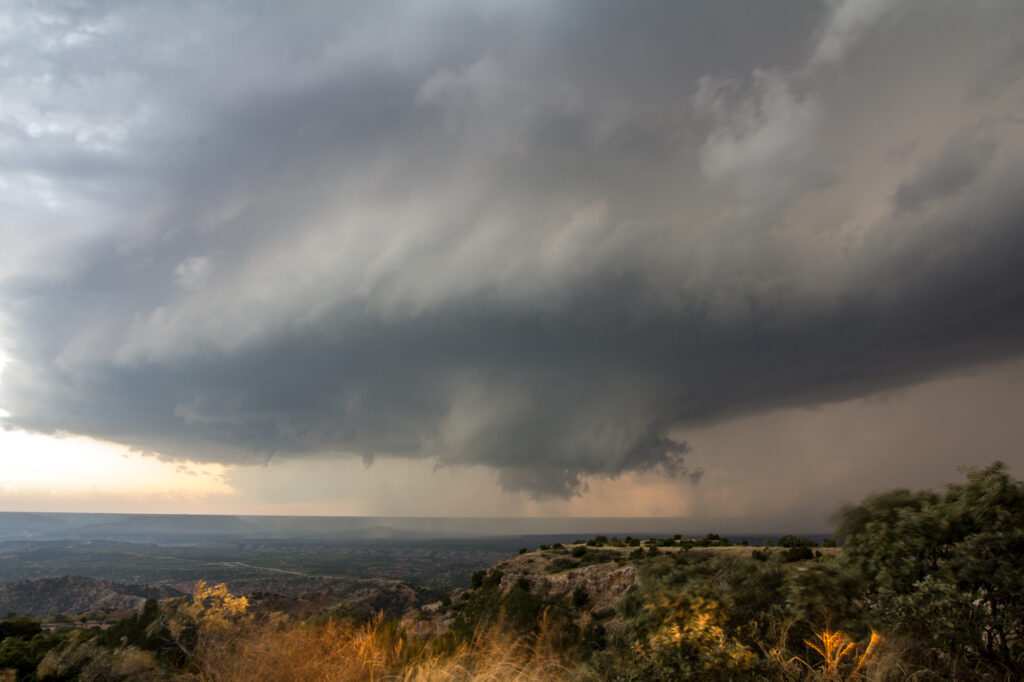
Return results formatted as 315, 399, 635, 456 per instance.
146, 581, 249, 664
836, 462, 1024, 676
0, 616, 41, 641
619, 595, 762, 680
571, 586, 589, 609
777, 534, 816, 548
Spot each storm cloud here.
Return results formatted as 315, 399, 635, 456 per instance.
2, 0, 1024, 497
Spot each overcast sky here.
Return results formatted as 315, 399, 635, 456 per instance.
1, 0, 1023, 530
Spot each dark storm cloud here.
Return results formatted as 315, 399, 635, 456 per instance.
2, 0, 1024, 497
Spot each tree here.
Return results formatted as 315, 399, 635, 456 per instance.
146, 581, 249, 663
836, 462, 1024, 676
0, 616, 40, 641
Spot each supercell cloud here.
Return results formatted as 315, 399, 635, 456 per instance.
1, 1, 1023, 497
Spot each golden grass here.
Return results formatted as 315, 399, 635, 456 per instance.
196, 611, 594, 682
768, 624, 912, 682
190, 582, 927, 682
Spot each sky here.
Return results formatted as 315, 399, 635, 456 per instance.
1, 0, 1023, 531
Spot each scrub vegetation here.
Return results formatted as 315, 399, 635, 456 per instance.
0, 463, 1020, 680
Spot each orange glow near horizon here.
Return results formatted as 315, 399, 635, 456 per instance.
0, 428, 233, 506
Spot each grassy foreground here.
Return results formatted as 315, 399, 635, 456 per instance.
1, 462, 1020, 680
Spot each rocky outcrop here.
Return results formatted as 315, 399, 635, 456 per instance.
0, 576, 184, 617
403, 546, 641, 638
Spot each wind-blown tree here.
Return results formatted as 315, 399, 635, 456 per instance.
835, 462, 1024, 677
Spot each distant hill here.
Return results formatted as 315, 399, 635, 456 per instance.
0, 576, 184, 617
0, 512, 819, 545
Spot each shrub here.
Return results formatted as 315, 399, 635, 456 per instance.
836, 461, 1024, 676
571, 586, 589, 609
0, 616, 41, 640
501, 584, 542, 633
622, 596, 760, 680
784, 546, 815, 562
582, 621, 607, 654
777, 534, 816, 548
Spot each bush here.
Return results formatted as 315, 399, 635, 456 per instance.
571, 545, 587, 558
620, 596, 760, 680
0, 637, 38, 677
501, 584, 541, 633
836, 461, 1024, 676
784, 545, 815, 562
571, 586, 589, 609
0, 615, 41, 640
582, 621, 607, 653
777, 534, 816, 548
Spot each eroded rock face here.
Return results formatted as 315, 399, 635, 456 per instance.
0, 576, 184, 617
499, 555, 636, 607
403, 547, 641, 637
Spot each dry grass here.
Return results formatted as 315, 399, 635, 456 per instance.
767, 623, 920, 682
196, 611, 594, 682
190, 581, 933, 682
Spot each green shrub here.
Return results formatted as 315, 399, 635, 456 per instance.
836, 461, 1024, 676
0, 615, 41, 640
784, 546, 815, 562
572, 586, 589, 609
501, 584, 541, 633
777, 534, 816, 548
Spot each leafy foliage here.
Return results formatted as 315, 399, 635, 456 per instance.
836, 462, 1024, 676
623, 596, 761, 680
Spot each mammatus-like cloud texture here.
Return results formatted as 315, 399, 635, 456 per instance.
1, 1, 1023, 497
